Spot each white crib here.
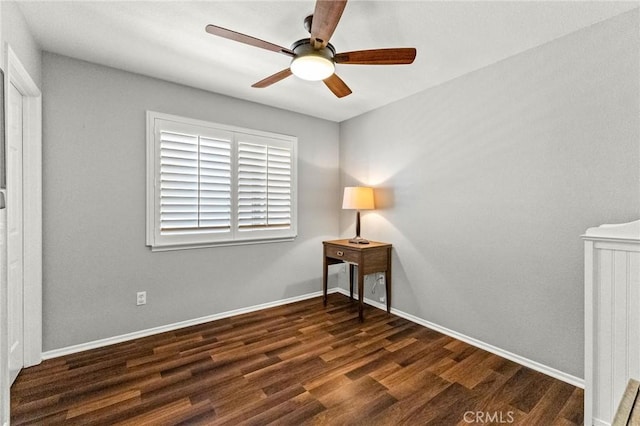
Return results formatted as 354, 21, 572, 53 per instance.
583, 220, 640, 426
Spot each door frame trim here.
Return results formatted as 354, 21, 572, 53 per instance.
6, 44, 42, 368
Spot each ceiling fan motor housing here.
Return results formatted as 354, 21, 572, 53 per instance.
291, 39, 336, 60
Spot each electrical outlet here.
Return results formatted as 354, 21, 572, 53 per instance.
136, 291, 146, 306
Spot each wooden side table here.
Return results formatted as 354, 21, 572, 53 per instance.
322, 239, 392, 321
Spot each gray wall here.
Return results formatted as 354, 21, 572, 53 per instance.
42, 53, 340, 351
339, 10, 639, 379
1, 1, 41, 87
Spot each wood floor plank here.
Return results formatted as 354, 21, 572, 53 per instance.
508, 368, 556, 413
313, 376, 397, 424
11, 293, 583, 425
557, 387, 585, 425
522, 380, 576, 425
113, 398, 210, 426
439, 348, 494, 389
238, 391, 318, 426
65, 390, 141, 419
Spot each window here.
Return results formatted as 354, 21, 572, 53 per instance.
146, 111, 297, 251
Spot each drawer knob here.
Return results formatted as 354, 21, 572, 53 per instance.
337, 250, 344, 256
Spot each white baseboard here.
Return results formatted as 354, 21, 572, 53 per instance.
42, 287, 584, 389
333, 287, 584, 388
42, 289, 335, 360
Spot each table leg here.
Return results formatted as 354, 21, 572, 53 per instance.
349, 264, 355, 300
358, 267, 365, 322
386, 248, 392, 313
323, 255, 328, 306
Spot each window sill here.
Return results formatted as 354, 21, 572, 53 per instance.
148, 236, 297, 252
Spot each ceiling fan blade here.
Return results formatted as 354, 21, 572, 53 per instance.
334, 48, 417, 65
323, 74, 352, 98
310, 0, 348, 49
205, 24, 294, 57
252, 68, 293, 88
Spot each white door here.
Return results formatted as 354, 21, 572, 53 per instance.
7, 82, 24, 385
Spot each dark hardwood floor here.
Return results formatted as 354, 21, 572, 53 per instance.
11, 293, 583, 425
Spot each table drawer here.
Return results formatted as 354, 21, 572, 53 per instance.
325, 245, 360, 263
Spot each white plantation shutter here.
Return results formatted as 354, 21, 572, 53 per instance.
266, 145, 292, 227
147, 112, 297, 250
159, 131, 200, 232
238, 143, 268, 228
159, 132, 232, 234
198, 136, 232, 231
237, 140, 292, 231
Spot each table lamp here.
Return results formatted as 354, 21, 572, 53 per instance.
342, 186, 374, 244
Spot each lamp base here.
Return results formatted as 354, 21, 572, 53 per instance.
348, 236, 370, 245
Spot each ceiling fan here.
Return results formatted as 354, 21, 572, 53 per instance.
205, 0, 417, 98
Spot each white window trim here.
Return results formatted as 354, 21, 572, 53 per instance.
146, 111, 298, 251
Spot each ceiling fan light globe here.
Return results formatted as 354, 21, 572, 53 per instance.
290, 55, 335, 81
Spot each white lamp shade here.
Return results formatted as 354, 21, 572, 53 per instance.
342, 186, 374, 210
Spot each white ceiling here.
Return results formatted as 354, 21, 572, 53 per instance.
18, 1, 638, 122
